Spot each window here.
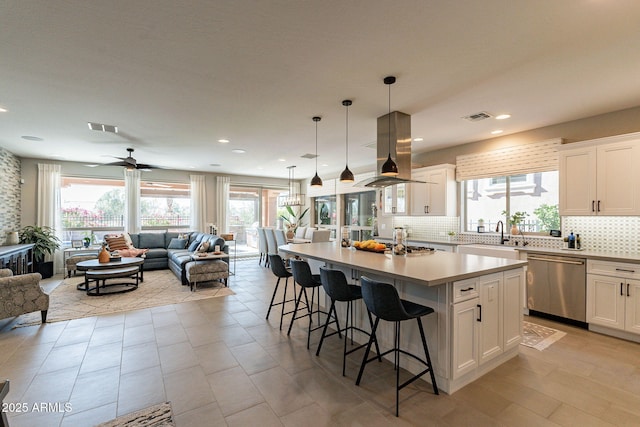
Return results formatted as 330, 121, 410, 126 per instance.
140, 181, 190, 229
61, 177, 125, 243
465, 171, 559, 233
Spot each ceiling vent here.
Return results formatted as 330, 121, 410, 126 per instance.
462, 111, 492, 122
301, 153, 317, 159
88, 122, 118, 133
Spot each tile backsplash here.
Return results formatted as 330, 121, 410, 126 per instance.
393, 215, 640, 254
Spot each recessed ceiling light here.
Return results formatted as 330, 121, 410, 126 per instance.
218, 139, 230, 143
495, 114, 511, 120
413, 137, 424, 142
278, 158, 286, 162
0, 107, 7, 113
85, 164, 99, 168
491, 130, 504, 135
21, 135, 44, 141
321, 163, 329, 167
231, 149, 246, 154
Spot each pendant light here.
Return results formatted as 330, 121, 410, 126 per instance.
381, 76, 399, 176
339, 99, 354, 182
310, 116, 323, 187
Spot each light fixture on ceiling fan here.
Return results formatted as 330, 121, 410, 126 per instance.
381, 76, 399, 176
339, 99, 354, 183
310, 116, 323, 187
103, 148, 158, 171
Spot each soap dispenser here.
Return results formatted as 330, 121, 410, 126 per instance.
568, 232, 575, 249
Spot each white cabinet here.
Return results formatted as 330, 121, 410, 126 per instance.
587, 260, 640, 335
451, 269, 523, 379
382, 183, 408, 215
559, 134, 640, 216
410, 164, 456, 216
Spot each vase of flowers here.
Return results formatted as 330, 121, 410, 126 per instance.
502, 210, 528, 234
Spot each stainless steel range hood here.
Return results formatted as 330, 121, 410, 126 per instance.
356, 111, 424, 188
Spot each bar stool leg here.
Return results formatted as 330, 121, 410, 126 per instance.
315, 300, 342, 356
355, 317, 380, 386
266, 277, 282, 320
417, 317, 439, 395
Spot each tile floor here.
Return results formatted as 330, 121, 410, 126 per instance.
1, 259, 639, 426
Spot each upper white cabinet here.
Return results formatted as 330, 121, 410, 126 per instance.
559, 133, 640, 216
410, 164, 456, 216
382, 183, 409, 215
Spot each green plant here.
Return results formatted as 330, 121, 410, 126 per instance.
501, 210, 528, 226
19, 225, 61, 263
279, 206, 309, 231
533, 204, 560, 232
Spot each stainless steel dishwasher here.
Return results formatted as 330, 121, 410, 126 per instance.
526, 253, 587, 323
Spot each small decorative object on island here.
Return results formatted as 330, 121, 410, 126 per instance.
341, 226, 351, 247
98, 243, 111, 263
83, 236, 91, 248
393, 227, 407, 256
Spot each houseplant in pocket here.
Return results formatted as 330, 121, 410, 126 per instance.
279, 206, 309, 240
502, 210, 528, 235
19, 225, 61, 278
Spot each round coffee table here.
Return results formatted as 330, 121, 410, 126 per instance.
76, 257, 145, 296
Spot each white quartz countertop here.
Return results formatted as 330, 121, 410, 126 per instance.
280, 241, 527, 287
516, 246, 640, 263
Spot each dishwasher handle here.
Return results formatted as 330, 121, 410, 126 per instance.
527, 255, 585, 266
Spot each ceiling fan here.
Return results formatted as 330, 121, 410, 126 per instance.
103, 148, 159, 171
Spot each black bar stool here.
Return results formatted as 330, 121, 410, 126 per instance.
287, 259, 326, 349
267, 254, 296, 330
316, 267, 381, 376
356, 276, 439, 417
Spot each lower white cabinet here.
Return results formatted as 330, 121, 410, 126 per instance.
451, 269, 523, 379
587, 261, 640, 335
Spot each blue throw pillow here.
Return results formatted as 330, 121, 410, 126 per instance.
187, 240, 200, 252
168, 238, 187, 249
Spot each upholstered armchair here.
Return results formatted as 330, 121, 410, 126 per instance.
0, 269, 49, 323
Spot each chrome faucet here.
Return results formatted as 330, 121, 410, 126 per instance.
496, 221, 509, 245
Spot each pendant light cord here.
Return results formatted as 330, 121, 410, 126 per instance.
315, 119, 319, 171
345, 103, 349, 166
388, 82, 392, 153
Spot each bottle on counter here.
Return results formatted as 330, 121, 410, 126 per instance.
393, 227, 407, 256
576, 234, 581, 250
568, 232, 575, 249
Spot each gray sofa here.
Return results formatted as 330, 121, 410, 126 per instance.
127, 232, 228, 285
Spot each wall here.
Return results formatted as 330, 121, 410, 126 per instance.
19, 157, 289, 230
0, 147, 21, 243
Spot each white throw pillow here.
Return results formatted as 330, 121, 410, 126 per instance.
196, 241, 210, 253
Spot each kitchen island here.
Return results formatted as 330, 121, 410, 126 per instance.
280, 241, 528, 394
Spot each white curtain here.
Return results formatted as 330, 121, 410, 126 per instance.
124, 169, 141, 234
216, 176, 230, 234
190, 174, 207, 232
37, 163, 62, 272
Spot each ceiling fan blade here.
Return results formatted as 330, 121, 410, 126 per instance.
136, 163, 158, 171
103, 161, 127, 167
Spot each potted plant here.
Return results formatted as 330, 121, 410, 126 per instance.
83, 236, 91, 248
19, 225, 61, 278
279, 206, 309, 239
501, 210, 528, 234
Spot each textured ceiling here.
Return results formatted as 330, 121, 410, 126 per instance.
1, 0, 640, 179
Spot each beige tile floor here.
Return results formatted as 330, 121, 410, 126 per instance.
1, 259, 639, 426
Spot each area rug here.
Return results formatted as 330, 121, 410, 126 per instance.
15, 269, 234, 327
521, 321, 567, 350
97, 402, 174, 427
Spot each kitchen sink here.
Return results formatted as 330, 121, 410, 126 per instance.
457, 244, 521, 260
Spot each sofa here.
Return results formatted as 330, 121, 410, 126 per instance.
0, 269, 49, 323
125, 232, 228, 285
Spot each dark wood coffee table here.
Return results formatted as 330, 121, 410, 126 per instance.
76, 257, 145, 296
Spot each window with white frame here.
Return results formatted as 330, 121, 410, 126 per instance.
140, 181, 191, 229
464, 171, 559, 234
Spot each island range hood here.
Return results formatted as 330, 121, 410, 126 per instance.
357, 110, 426, 188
